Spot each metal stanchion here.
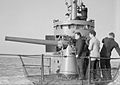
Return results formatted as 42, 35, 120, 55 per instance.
49, 58, 51, 74
19, 55, 29, 77
88, 57, 91, 85
40, 54, 44, 85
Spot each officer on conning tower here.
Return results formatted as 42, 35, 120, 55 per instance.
75, 2, 88, 20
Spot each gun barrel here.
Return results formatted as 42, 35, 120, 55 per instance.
5, 36, 58, 46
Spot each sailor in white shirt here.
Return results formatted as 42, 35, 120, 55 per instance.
88, 30, 100, 80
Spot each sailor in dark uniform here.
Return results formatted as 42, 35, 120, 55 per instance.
75, 32, 89, 79
100, 32, 120, 80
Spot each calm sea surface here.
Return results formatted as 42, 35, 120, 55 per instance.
0, 57, 24, 77
0, 56, 41, 84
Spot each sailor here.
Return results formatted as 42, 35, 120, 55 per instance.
75, 32, 89, 80
100, 32, 120, 80
75, 3, 88, 20
88, 30, 100, 80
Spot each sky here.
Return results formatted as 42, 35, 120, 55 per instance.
0, 0, 120, 56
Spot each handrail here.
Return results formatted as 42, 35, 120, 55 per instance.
90, 56, 120, 59
88, 56, 120, 84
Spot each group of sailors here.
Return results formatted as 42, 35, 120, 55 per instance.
62, 1, 120, 81
74, 30, 120, 81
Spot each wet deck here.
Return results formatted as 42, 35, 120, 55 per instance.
0, 76, 33, 85
27, 74, 108, 85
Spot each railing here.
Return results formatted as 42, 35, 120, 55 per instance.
0, 54, 48, 85
88, 57, 120, 85
0, 54, 120, 85
0, 54, 62, 85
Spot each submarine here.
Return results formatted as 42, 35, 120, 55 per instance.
5, 0, 120, 85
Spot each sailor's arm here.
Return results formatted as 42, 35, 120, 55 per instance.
88, 39, 93, 51
115, 42, 120, 56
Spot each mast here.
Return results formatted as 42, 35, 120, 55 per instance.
71, 0, 77, 20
